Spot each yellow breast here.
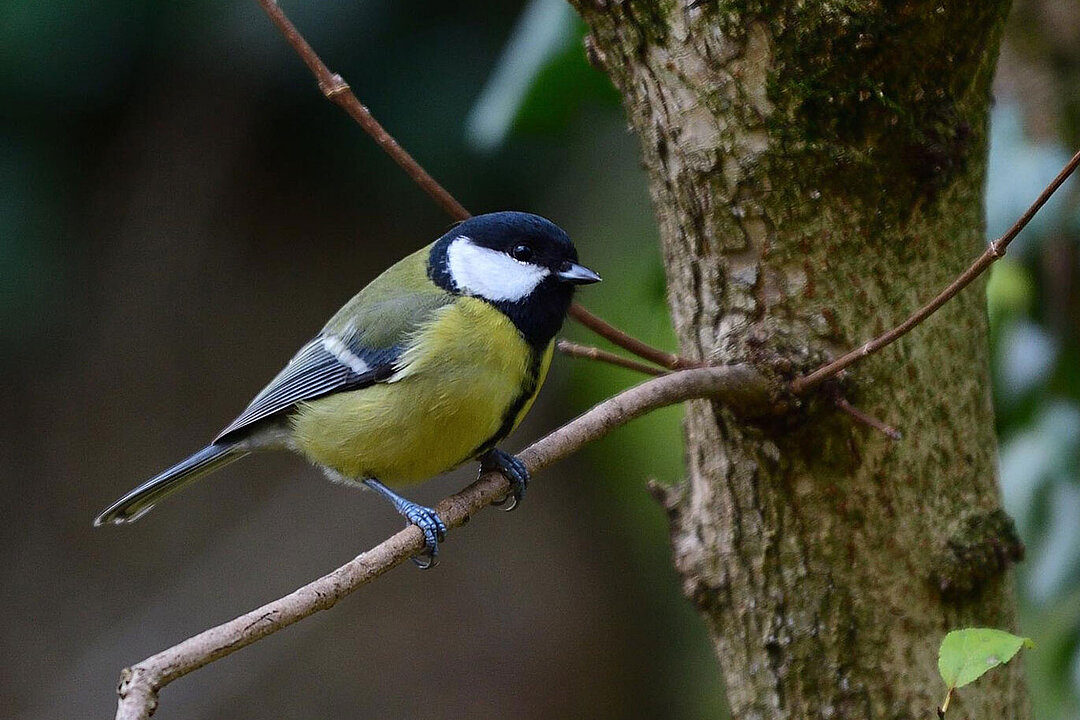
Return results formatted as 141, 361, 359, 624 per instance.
290, 298, 552, 485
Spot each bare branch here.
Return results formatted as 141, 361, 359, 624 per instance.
793, 147, 1080, 394
113, 364, 770, 720
833, 397, 902, 441
255, 0, 469, 220
556, 339, 667, 376
567, 305, 703, 370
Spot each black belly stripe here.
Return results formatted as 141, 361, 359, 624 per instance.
466, 345, 546, 460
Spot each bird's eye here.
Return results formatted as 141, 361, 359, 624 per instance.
510, 244, 534, 262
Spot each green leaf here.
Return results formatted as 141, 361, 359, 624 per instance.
938, 628, 1034, 690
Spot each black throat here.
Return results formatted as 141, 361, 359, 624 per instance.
485, 278, 575, 351
428, 235, 574, 352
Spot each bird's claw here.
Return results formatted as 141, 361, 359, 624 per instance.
400, 501, 447, 569
362, 479, 447, 569
482, 448, 530, 512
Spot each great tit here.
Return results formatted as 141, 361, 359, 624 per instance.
94, 211, 600, 566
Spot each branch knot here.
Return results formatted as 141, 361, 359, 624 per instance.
319, 73, 350, 99
930, 508, 1024, 602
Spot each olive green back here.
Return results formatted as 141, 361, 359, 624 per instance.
322, 244, 454, 349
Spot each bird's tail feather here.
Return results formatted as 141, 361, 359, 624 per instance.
94, 443, 247, 526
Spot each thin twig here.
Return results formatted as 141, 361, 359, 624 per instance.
834, 397, 902, 440
254, 0, 697, 372
792, 148, 1080, 394
112, 364, 770, 720
255, 0, 469, 220
556, 340, 667, 376
567, 305, 702, 370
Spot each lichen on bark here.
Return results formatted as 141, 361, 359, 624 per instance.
573, 0, 1029, 717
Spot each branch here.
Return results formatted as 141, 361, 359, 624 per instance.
792, 147, 1080, 394
567, 304, 703, 370
833, 397, 902, 440
556, 339, 667, 376
255, 0, 469, 220
113, 364, 770, 720
253, 0, 697, 373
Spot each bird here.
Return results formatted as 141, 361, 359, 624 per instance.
94, 211, 600, 567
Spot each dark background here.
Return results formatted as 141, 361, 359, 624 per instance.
2, 0, 1079, 717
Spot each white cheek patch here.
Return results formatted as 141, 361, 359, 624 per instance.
446, 236, 550, 302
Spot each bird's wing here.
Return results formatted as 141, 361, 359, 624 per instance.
213, 330, 401, 442
215, 247, 453, 442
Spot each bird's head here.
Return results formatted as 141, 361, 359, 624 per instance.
429, 211, 600, 348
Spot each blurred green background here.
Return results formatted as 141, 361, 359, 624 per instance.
1, 0, 1077, 717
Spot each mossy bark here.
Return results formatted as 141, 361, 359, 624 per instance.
573, 1, 1029, 717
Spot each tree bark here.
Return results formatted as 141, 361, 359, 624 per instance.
573, 2, 1029, 717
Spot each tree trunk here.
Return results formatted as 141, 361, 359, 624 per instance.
573, 2, 1029, 717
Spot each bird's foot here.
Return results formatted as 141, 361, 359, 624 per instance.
363, 478, 446, 569
481, 448, 530, 512
398, 500, 447, 569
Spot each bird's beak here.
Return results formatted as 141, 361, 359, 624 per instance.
556, 262, 602, 285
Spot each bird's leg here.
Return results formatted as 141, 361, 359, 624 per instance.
480, 448, 530, 512
362, 478, 446, 569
